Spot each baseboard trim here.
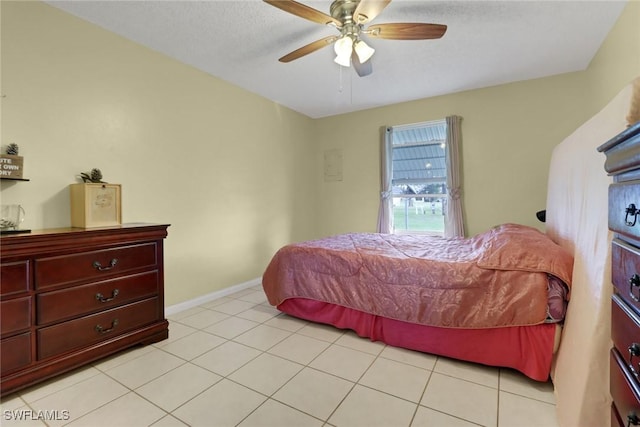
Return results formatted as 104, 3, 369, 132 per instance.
165, 277, 262, 316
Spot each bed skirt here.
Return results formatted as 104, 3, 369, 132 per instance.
278, 298, 560, 381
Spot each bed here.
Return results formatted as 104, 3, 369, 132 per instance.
262, 223, 573, 381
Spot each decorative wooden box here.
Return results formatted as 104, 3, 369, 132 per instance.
0, 155, 24, 179
70, 183, 122, 228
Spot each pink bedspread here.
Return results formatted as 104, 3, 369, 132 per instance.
262, 223, 573, 329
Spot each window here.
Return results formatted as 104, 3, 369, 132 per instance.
390, 120, 447, 235
377, 116, 464, 237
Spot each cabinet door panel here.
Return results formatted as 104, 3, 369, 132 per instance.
1, 333, 31, 373
0, 261, 29, 296
0, 297, 32, 337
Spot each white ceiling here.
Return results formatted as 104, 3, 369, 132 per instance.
45, 0, 627, 118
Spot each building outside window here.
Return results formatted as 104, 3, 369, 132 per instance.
390, 120, 447, 235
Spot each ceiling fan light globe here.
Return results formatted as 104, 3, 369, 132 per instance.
354, 40, 375, 63
334, 35, 353, 56
334, 53, 351, 67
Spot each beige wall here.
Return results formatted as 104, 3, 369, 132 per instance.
0, 1, 317, 305
1, 1, 638, 305
313, 1, 640, 237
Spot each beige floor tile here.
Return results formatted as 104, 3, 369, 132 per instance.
191, 340, 261, 376
203, 315, 260, 339
499, 369, 556, 404
297, 322, 346, 343
411, 406, 478, 427
227, 288, 257, 299
434, 357, 500, 389
329, 384, 416, 427
29, 374, 128, 427
65, 392, 165, 426
233, 324, 292, 351
273, 367, 353, 420
104, 348, 184, 389
238, 399, 323, 427
498, 391, 559, 427
167, 306, 206, 321
93, 344, 157, 371
379, 346, 437, 370
199, 296, 234, 309
264, 313, 308, 332
359, 357, 430, 402
19, 366, 102, 404
236, 304, 280, 323
211, 299, 257, 315
309, 344, 376, 382
136, 363, 222, 412
153, 321, 198, 348
229, 353, 303, 396
172, 379, 266, 427
267, 333, 331, 364
150, 414, 189, 426
158, 330, 226, 360
174, 308, 229, 329
0, 394, 26, 411
236, 290, 268, 304
421, 372, 498, 426
334, 331, 385, 355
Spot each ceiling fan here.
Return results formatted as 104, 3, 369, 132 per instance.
263, 0, 447, 77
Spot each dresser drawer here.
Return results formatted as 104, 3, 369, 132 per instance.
612, 239, 640, 314
0, 260, 29, 297
0, 296, 32, 337
612, 294, 640, 383
37, 271, 159, 325
610, 181, 640, 242
35, 242, 158, 290
611, 348, 640, 426
37, 297, 159, 360
1, 333, 32, 373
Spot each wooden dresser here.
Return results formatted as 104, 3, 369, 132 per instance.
0, 223, 169, 395
599, 122, 640, 427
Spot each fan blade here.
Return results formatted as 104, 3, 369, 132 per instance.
367, 23, 447, 40
352, 51, 373, 77
279, 35, 339, 63
263, 0, 342, 26
353, 0, 391, 24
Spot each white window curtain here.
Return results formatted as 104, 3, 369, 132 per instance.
444, 115, 465, 237
377, 116, 465, 236
376, 127, 393, 233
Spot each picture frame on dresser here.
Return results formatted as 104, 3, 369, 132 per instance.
598, 121, 640, 427
70, 183, 122, 228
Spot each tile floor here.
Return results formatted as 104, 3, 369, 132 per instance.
1, 286, 559, 427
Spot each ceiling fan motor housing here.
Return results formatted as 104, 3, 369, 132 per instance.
330, 0, 364, 40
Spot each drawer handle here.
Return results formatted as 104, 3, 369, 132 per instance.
93, 258, 118, 271
628, 412, 640, 426
630, 343, 640, 378
95, 319, 119, 334
95, 289, 119, 303
630, 274, 640, 302
627, 204, 640, 226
